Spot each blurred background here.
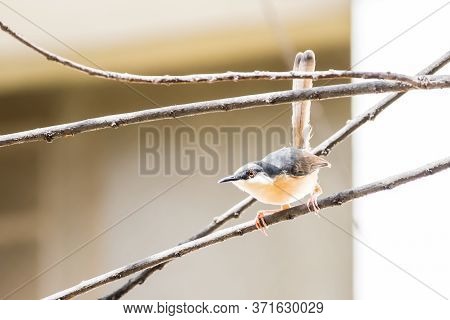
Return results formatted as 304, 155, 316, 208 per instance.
0, 0, 448, 300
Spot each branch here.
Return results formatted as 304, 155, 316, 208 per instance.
1, 78, 449, 149
100, 196, 256, 300
44, 156, 450, 300
101, 50, 450, 299
0, 20, 443, 87
313, 50, 450, 156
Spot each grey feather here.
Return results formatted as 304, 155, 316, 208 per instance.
258, 147, 329, 178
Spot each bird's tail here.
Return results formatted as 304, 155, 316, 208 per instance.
292, 50, 315, 150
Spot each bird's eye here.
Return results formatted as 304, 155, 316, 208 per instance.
247, 170, 255, 178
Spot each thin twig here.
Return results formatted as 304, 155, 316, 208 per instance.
44, 156, 450, 300
1, 78, 449, 148
0, 20, 443, 87
313, 50, 450, 156
100, 196, 256, 300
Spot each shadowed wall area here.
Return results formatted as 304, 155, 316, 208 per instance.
0, 0, 351, 299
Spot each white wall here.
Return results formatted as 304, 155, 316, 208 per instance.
352, 0, 450, 299
0, 0, 347, 54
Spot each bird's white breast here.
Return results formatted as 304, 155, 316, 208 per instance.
232, 171, 318, 205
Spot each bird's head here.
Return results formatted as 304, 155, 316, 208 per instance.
218, 162, 265, 184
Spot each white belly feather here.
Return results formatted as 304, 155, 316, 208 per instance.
232, 171, 318, 205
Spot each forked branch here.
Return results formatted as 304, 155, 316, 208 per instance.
101, 50, 450, 299
44, 156, 450, 300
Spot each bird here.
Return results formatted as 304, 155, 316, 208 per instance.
218, 147, 330, 235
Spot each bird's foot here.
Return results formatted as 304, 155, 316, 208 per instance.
255, 209, 280, 236
255, 204, 290, 236
255, 211, 269, 236
306, 184, 323, 216
306, 195, 320, 214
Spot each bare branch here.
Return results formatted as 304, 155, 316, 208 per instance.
44, 156, 450, 300
313, 50, 450, 156
1, 78, 449, 149
0, 20, 444, 87
100, 196, 256, 300
185, 196, 257, 242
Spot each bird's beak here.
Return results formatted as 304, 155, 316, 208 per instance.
218, 175, 240, 183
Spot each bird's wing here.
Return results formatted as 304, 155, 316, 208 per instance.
262, 147, 330, 177
292, 151, 330, 176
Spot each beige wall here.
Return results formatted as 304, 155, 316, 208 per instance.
0, 1, 351, 299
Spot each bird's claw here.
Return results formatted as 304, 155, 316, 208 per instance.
307, 184, 323, 216
306, 196, 320, 215
255, 211, 269, 236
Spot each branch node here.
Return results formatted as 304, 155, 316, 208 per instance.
44, 132, 55, 143
417, 75, 431, 88
219, 104, 230, 111
332, 195, 345, 205
384, 183, 395, 190
110, 121, 119, 128
310, 91, 320, 100
169, 111, 177, 118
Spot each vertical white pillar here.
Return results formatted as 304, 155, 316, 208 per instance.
352, 0, 450, 299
